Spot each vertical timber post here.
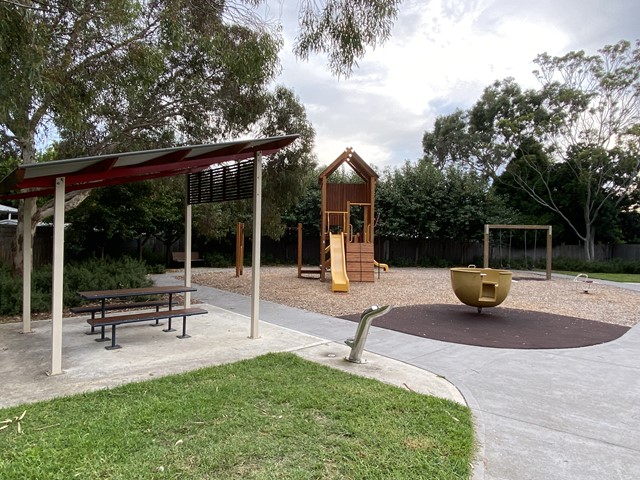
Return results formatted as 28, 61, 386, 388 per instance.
483, 224, 490, 268
320, 176, 327, 281
297, 223, 302, 278
546, 226, 553, 280
236, 222, 244, 277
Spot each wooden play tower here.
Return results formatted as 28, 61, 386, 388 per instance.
318, 148, 379, 287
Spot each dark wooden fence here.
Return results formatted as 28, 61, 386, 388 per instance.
0, 224, 53, 267
3, 224, 640, 268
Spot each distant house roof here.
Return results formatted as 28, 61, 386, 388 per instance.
0, 218, 52, 227
0, 204, 17, 213
0, 134, 299, 200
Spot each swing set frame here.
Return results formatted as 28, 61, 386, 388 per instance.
482, 224, 553, 280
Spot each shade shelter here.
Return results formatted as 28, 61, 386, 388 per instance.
0, 134, 298, 375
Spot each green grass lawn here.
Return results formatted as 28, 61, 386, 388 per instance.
0, 353, 474, 479
555, 271, 640, 283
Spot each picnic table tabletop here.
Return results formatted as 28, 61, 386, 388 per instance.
78, 285, 197, 300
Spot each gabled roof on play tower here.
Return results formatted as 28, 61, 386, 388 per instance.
318, 147, 379, 183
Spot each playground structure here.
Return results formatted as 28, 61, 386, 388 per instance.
574, 273, 595, 293
450, 266, 513, 313
297, 148, 388, 292
483, 224, 553, 280
451, 224, 551, 312
329, 233, 350, 292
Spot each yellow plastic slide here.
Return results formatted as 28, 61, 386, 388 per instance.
329, 233, 350, 292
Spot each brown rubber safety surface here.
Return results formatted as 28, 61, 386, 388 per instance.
339, 304, 630, 349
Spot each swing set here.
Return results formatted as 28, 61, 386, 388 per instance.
482, 224, 553, 280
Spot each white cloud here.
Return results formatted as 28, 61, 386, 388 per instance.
270, 0, 640, 171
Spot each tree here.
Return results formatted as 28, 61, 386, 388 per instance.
423, 40, 640, 260
65, 176, 187, 262
66, 82, 318, 258
1, 0, 402, 273
375, 161, 443, 240
436, 165, 516, 245
193, 85, 317, 240
423, 78, 548, 180
511, 40, 640, 259
492, 139, 570, 241
282, 172, 322, 238
293, 0, 402, 77
75, 83, 318, 260
1, 0, 281, 272
65, 182, 157, 260
421, 110, 476, 173
375, 159, 514, 242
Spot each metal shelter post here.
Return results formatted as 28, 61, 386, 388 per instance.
21, 197, 35, 334
250, 151, 262, 339
50, 177, 65, 375
184, 198, 192, 308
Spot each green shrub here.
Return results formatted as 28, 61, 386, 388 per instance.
0, 257, 153, 316
544, 257, 640, 274
204, 251, 233, 267
0, 266, 21, 315
388, 257, 413, 267
146, 262, 166, 274
64, 257, 153, 305
141, 251, 166, 273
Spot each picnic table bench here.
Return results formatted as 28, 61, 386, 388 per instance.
70, 300, 178, 334
78, 285, 206, 350
87, 307, 208, 350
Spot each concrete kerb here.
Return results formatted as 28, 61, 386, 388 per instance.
0, 303, 466, 409
1, 276, 480, 477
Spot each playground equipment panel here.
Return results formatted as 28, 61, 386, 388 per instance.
297, 147, 388, 292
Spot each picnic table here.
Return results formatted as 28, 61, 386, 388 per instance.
77, 285, 206, 350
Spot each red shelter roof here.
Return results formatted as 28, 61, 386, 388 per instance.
0, 134, 299, 200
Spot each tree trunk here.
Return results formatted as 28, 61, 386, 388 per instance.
584, 224, 595, 261
11, 201, 26, 275
11, 132, 37, 274
137, 235, 151, 261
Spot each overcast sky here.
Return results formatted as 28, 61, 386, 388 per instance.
265, 0, 640, 171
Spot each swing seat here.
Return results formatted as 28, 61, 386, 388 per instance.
450, 267, 513, 311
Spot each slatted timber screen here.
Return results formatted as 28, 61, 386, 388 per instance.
187, 160, 254, 205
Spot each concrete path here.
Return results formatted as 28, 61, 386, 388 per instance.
149, 273, 640, 480
2, 271, 638, 480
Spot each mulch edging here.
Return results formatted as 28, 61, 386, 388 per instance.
339, 303, 630, 349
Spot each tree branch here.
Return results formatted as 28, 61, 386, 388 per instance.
36, 189, 90, 222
